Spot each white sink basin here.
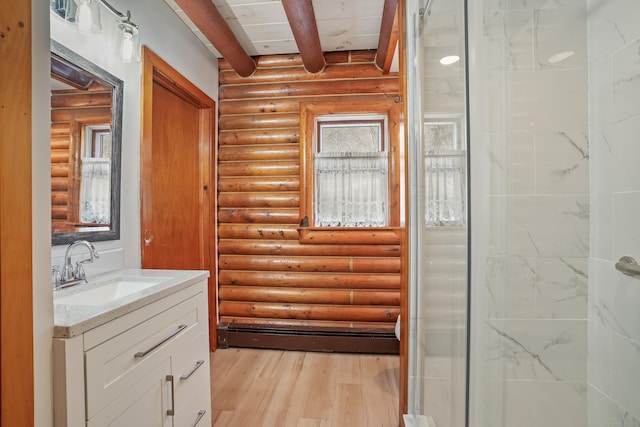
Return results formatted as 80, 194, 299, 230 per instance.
55, 277, 169, 306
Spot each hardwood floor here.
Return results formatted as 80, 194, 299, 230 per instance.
210, 348, 400, 427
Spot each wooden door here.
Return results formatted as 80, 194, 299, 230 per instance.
140, 47, 217, 349
144, 82, 203, 269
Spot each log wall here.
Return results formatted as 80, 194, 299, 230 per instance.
217, 51, 402, 337
50, 89, 111, 232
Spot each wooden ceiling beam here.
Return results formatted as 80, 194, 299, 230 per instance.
174, 0, 256, 77
281, 0, 325, 74
375, 0, 399, 73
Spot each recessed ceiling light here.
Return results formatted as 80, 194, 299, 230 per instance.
548, 51, 575, 64
440, 55, 460, 65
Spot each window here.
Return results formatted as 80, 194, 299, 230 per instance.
424, 114, 466, 226
314, 116, 388, 227
299, 99, 402, 238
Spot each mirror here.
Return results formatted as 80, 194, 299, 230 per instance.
50, 40, 123, 245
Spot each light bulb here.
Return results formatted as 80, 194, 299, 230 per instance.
121, 31, 134, 63
77, 0, 93, 33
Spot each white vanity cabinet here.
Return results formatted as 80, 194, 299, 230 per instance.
53, 271, 212, 427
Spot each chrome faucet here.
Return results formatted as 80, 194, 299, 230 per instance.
53, 240, 100, 290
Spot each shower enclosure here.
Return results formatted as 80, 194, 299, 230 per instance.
405, 0, 640, 426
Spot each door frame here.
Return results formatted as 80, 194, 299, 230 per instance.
140, 46, 218, 350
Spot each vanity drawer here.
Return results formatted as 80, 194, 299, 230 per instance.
174, 385, 212, 427
172, 331, 211, 410
85, 293, 207, 419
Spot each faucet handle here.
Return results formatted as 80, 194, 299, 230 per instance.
74, 262, 87, 280
52, 265, 62, 288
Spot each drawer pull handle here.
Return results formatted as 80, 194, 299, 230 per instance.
193, 410, 206, 426
134, 324, 188, 358
166, 375, 175, 416
180, 359, 205, 380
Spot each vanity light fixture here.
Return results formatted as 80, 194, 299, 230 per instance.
55, 0, 140, 63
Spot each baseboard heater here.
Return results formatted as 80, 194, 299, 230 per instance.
217, 324, 400, 354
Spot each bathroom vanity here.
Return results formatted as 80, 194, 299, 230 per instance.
53, 269, 211, 427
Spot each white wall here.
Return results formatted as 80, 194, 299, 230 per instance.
587, 1, 640, 425
33, 2, 53, 426
50, 0, 218, 273
38, 1, 218, 424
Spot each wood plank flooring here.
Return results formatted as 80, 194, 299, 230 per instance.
210, 348, 400, 427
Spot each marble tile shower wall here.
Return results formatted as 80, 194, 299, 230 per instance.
587, 1, 640, 425
481, 1, 589, 426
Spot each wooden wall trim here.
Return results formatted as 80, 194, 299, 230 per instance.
0, 1, 35, 425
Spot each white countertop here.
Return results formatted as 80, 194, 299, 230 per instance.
53, 269, 209, 338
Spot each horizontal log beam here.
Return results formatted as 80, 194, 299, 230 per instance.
219, 317, 396, 332
218, 129, 299, 146
51, 91, 112, 108
219, 79, 400, 100
219, 286, 400, 306
218, 192, 300, 208
219, 301, 399, 322
218, 224, 300, 240
219, 64, 392, 86
218, 239, 400, 257
51, 165, 69, 178
51, 107, 111, 122
51, 178, 69, 192
219, 94, 393, 116
219, 112, 299, 131
50, 139, 69, 150
218, 161, 299, 177
218, 145, 299, 162
298, 228, 402, 245
218, 270, 400, 289
50, 151, 69, 163
217, 208, 300, 224
218, 177, 299, 193
50, 122, 69, 134
218, 51, 377, 71
218, 255, 401, 273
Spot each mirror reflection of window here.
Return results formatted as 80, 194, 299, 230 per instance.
314, 115, 389, 227
80, 124, 111, 225
424, 114, 466, 227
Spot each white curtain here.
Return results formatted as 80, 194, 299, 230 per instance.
424, 149, 466, 226
80, 158, 111, 224
314, 152, 388, 227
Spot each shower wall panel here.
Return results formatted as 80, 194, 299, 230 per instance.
474, 1, 589, 426
587, 1, 640, 425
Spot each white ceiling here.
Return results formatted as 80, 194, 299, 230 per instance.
163, 0, 386, 58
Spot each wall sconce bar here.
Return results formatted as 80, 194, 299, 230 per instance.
50, 0, 140, 63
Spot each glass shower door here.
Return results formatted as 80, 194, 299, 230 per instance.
405, 0, 469, 426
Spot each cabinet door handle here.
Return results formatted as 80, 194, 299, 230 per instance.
166, 375, 175, 416
193, 410, 206, 426
180, 359, 205, 381
134, 324, 188, 358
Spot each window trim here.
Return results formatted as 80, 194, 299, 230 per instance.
299, 99, 402, 244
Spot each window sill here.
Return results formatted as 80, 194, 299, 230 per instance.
297, 227, 403, 245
